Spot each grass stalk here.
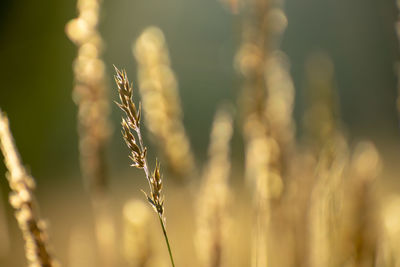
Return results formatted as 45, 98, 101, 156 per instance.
196, 106, 233, 267
135, 121, 176, 267
0, 110, 56, 267
114, 66, 176, 267
158, 213, 176, 267
66, 1, 116, 265
133, 27, 196, 180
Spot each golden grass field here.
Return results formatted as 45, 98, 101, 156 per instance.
1, 0, 400, 267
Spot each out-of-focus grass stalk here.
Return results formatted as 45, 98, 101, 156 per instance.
122, 199, 152, 267
245, 120, 271, 267
304, 53, 349, 267
0, 110, 57, 267
302, 53, 341, 157
133, 27, 196, 181
379, 195, 400, 267
66, 0, 111, 196
196, 106, 233, 267
308, 141, 348, 267
341, 142, 381, 267
235, 0, 294, 265
65, 0, 115, 266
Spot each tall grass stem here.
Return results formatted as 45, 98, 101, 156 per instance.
158, 214, 176, 267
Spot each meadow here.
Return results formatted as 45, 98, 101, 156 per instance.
0, 0, 399, 266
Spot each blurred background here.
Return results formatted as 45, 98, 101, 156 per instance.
0, 0, 399, 266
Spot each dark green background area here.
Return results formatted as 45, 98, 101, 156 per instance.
0, 0, 399, 184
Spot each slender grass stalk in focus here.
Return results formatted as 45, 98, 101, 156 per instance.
0, 110, 57, 267
114, 66, 175, 267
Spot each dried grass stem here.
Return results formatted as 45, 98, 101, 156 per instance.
114, 66, 175, 267
0, 111, 56, 267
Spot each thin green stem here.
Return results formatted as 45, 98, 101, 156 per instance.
158, 213, 175, 267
